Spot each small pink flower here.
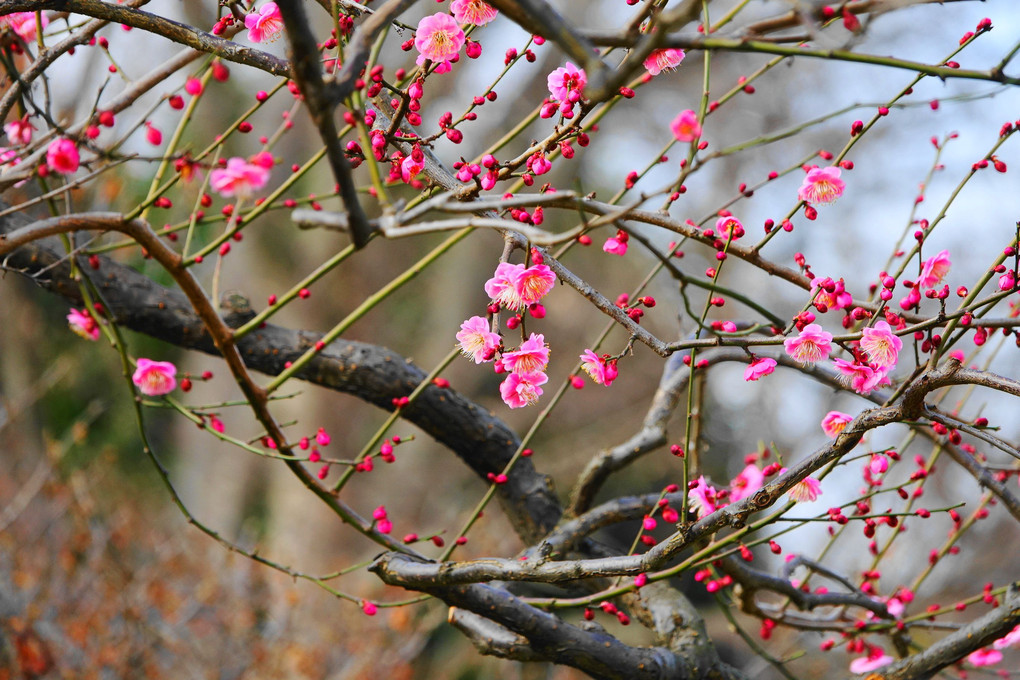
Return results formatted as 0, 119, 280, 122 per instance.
832, 358, 890, 394
400, 154, 423, 183
500, 333, 550, 374
529, 153, 552, 176
730, 464, 764, 503
716, 216, 744, 239
579, 350, 617, 386
811, 277, 852, 311
785, 470, 822, 503
919, 250, 951, 289
643, 48, 685, 76
860, 320, 902, 368
820, 411, 852, 438
513, 264, 555, 307
456, 316, 500, 363
993, 623, 1020, 650
603, 236, 627, 256
688, 476, 719, 518
547, 62, 586, 102
670, 110, 701, 142
450, 0, 498, 25
5, 12, 48, 40
484, 262, 527, 310
499, 371, 548, 408
784, 324, 832, 364
849, 648, 893, 674
4, 115, 33, 146
744, 357, 776, 382
966, 648, 1002, 667
67, 308, 99, 341
415, 13, 465, 73
869, 453, 888, 475
797, 166, 845, 205
132, 358, 178, 396
245, 3, 283, 43
46, 138, 79, 174
210, 157, 270, 198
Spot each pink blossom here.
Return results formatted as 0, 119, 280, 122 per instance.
993, 623, 1020, 649
744, 357, 776, 382
579, 350, 617, 386
848, 648, 893, 674
450, 0, 498, 25
529, 153, 552, 175
918, 250, 951, 290
400, 154, 423, 183
484, 262, 527, 310
132, 358, 178, 396
797, 166, 845, 205
547, 62, 586, 102
670, 110, 702, 142
46, 138, 79, 174
603, 235, 628, 256
688, 476, 719, 518
210, 157, 270, 198
832, 358, 890, 394
811, 277, 852, 311
513, 264, 556, 307
967, 648, 1002, 667
784, 470, 822, 503
499, 371, 548, 408
784, 324, 832, 364
730, 464, 764, 503
361, 600, 378, 616
643, 48, 685, 76
245, 3, 283, 43
4, 116, 33, 146
869, 453, 888, 475
415, 13, 465, 74
67, 308, 99, 341
500, 333, 550, 374
820, 411, 852, 438
456, 316, 500, 363
860, 320, 902, 368
5, 12, 48, 41
716, 216, 744, 239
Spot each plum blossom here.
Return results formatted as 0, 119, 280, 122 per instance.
210, 156, 270, 198
4, 116, 33, 146
484, 263, 526, 310
821, 411, 852, 438
400, 154, 423, 184
603, 234, 628, 256
513, 264, 556, 307
730, 464, 764, 503
811, 277, 852, 311
499, 371, 547, 408
797, 166, 845, 205
4, 12, 48, 41
784, 324, 832, 364
500, 333, 550, 374
245, 3, 283, 43
456, 316, 500, 363
832, 358, 890, 394
783, 469, 822, 502
46, 138, 79, 174
67, 308, 99, 341
415, 13, 465, 74
670, 110, 701, 142
860, 320, 902, 368
547, 62, 586, 102
848, 648, 893, 674
450, 0, 498, 25
966, 648, 1002, 667
993, 624, 1020, 649
132, 358, 178, 396
919, 250, 951, 290
643, 48, 685, 76
579, 350, 618, 386
744, 357, 776, 382
688, 476, 720, 518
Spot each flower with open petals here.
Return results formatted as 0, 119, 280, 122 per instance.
603, 235, 627, 256
499, 371, 547, 408
132, 358, 177, 396
787, 475, 822, 503
46, 138, 79, 174
730, 464, 764, 503
993, 624, 1020, 650
245, 3, 283, 43
688, 476, 719, 518
500, 333, 549, 374
798, 166, 845, 205
4, 115, 33, 146
67, 308, 99, 341
547, 62, 586, 102
644, 48, 685, 76
832, 358, 890, 394
744, 357, 776, 382
415, 13, 465, 74
849, 648, 893, 674
580, 350, 618, 386
400, 154, 423, 184
513, 264, 555, 307
4, 12, 48, 40
456, 316, 500, 363
860, 320, 902, 368
967, 648, 1003, 667
484, 262, 526, 311
811, 276, 852, 311
210, 157, 270, 198
919, 249, 951, 290
670, 110, 701, 142
450, 0, 498, 25
821, 411, 853, 438
784, 324, 832, 364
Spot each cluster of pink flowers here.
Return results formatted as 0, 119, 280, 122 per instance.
245, 3, 283, 43
132, 358, 178, 396
546, 62, 586, 118
414, 13, 466, 74
783, 318, 904, 395
798, 166, 845, 205
210, 152, 272, 198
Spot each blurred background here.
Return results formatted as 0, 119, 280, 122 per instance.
2, 0, 1020, 677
